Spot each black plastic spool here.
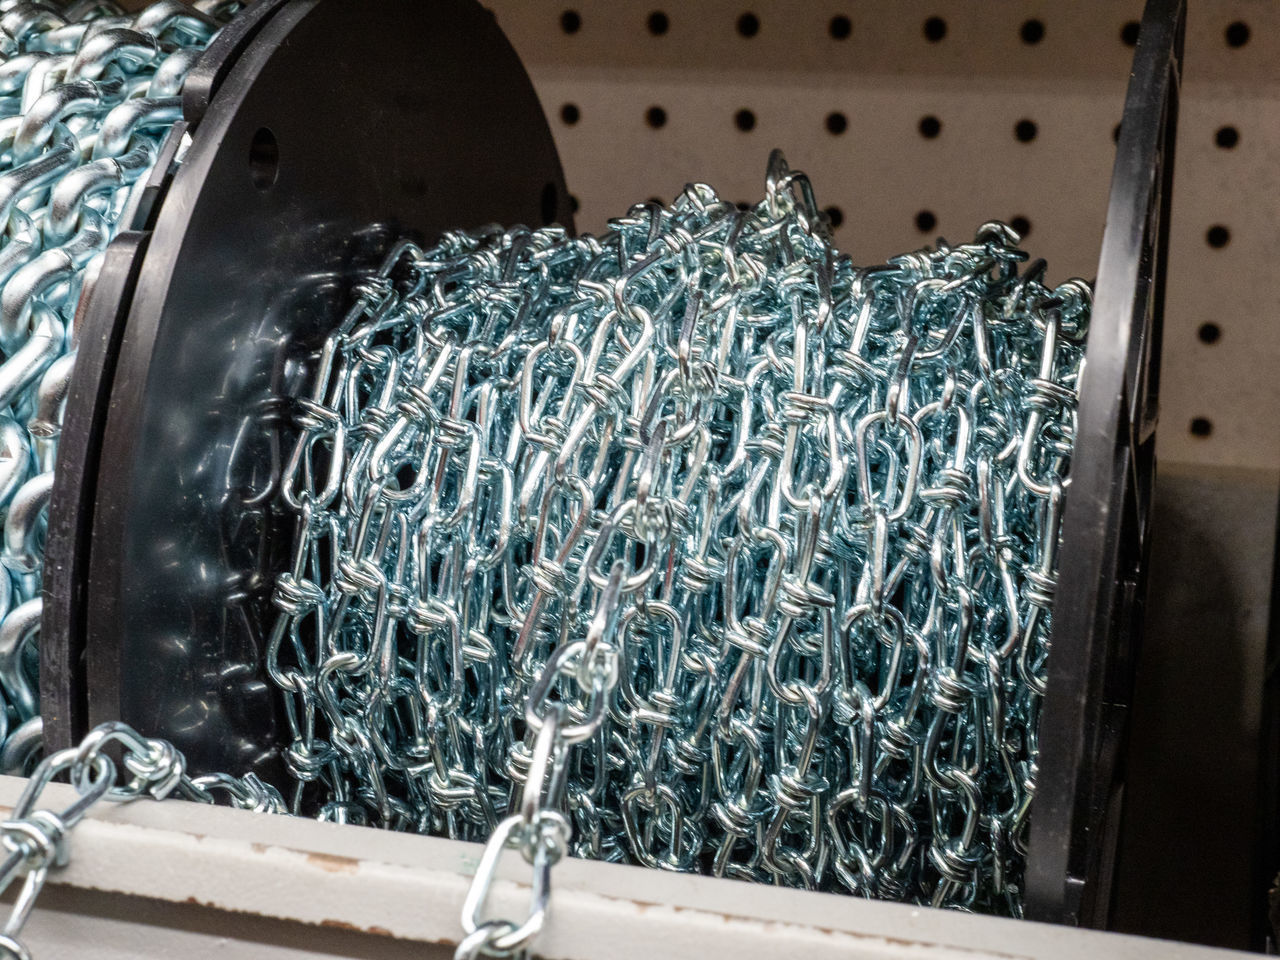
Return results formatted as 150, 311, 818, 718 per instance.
39, 0, 1183, 930
1024, 0, 1184, 927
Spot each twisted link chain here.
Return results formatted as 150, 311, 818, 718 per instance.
0, 0, 1092, 953
0, 144, 1088, 953
271, 149, 1089, 931
0, 0, 238, 772
0, 719, 280, 958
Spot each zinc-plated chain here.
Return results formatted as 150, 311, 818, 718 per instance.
271, 149, 1089, 928
0, 0, 1086, 952
456, 561, 623, 960
0, 132, 1085, 955
0, 0, 238, 772
0, 719, 281, 959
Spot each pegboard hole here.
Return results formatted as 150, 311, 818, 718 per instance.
249, 127, 279, 191
825, 111, 848, 135
1112, 122, 1122, 143
915, 210, 937, 233
560, 103, 580, 125
1198, 322, 1221, 345
825, 205, 844, 228
1020, 19, 1044, 44
648, 196, 664, 205
1014, 119, 1037, 143
923, 16, 946, 42
919, 115, 941, 138
647, 11, 669, 35
569, 194, 580, 214
560, 10, 581, 34
1189, 417, 1213, 438
736, 201, 752, 211
1215, 126, 1239, 149
829, 15, 852, 40
1205, 225, 1230, 248
1225, 21, 1250, 47
646, 105, 667, 129
735, 108, 756, 132
1120, 21, 1139, 46
1010, 215, 1031, 238
736, 12, 760, 37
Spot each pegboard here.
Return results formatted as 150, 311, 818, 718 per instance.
486, 0, 1280, 474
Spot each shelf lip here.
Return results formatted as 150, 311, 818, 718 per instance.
0, 776, 1245, 960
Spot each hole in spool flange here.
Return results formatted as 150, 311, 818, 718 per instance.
249, 127, 279, 191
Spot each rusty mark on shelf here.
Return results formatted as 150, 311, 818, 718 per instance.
321, 919, 395, 937
306, 852, 360, 874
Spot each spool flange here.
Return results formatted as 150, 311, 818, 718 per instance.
42, 0, 573, 781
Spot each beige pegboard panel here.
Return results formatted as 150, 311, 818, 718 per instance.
487, 0, 1280, 474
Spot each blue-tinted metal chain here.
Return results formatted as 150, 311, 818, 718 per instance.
0, 6, 1088, 952
0, 0, 240, 774
0, 719, 281, 959
268, 146, 1088, 953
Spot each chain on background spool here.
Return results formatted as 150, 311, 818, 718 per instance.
0, 0, 238, 773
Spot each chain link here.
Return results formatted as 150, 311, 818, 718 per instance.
0, 718, 281, 958
272, 148, 1088, 937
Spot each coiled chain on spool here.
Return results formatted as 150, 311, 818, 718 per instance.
268, 150, 1087, 929
0, 6, 1088, 951
0, 0, 237, 774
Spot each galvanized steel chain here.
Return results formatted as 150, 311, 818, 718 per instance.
270, 148, 1089, 932
456, 562, 624, 960
0, 0, 1091, 953
0, 719, 281, 959
0, 0, 238, 773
